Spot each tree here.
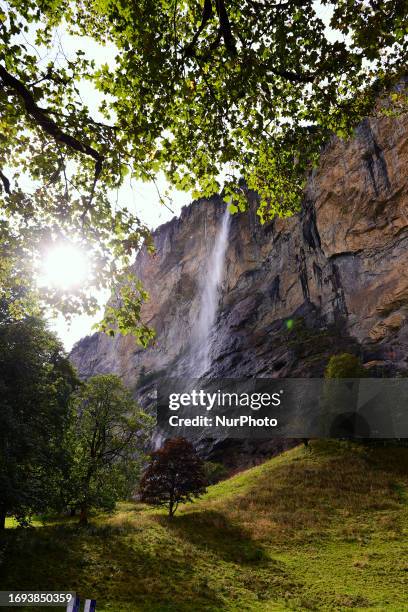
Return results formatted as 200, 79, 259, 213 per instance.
1, 1, 407, 334
139, 438, 207, 517
0, 310, 78, 529
322, 353, 368, 437
325, 353, 366, 378
67, 374, 153, 525
203, 460, 228, 485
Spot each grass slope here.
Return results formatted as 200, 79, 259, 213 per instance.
1, 441, 408, 611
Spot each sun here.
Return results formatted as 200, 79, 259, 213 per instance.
39, 245, 90, 290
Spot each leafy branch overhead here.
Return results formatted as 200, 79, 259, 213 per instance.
0, 0, 407, 333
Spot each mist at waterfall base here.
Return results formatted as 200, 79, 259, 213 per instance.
189, 208, 231, 377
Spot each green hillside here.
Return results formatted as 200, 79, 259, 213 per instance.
1, 441, 408, 611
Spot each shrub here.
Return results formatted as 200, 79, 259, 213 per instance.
203, 461, 228, 485
325, 353, 365, 378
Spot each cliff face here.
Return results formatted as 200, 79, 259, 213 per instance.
71, 109, 408, 457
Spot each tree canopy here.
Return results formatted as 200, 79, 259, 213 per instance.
67, 374, 153, 524
0, 307, 78, 528
0, 296, 153, 527
325, 353, 366, 378
1, 0, 407, 334
139, 437, 207, 517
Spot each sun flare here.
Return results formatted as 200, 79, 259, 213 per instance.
39, 245, 90, 290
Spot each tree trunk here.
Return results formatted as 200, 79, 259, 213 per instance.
79, 505, 88, 525
0, 510, 6, 530
168, 501, 174, 518
70, 507, 76, 517
79, 476, 92, 525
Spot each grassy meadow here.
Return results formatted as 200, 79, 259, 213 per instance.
1, 440, 408, 611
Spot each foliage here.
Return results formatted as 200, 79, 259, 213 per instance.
66, 374, 154, 524
0, 1, 407, 335
98, 274, 154, 343
323, 354, 367, 437
325, 352, 366, 378
139, 437, 207, 516
0, 308, 78, 528
203, 460, 228, 485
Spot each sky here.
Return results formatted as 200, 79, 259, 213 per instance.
41, 29, 191, 350
49, 175, 190, 351
43, 2, 338, 351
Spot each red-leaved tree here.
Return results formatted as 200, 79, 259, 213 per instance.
139, 438, 207, 517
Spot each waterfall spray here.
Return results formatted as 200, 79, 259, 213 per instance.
190, 207, 231, 376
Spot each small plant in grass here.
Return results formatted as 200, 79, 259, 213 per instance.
139, 438, 207, 517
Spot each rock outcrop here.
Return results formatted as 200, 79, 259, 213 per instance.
71, 107, 408, 463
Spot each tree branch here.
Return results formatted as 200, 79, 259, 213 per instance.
0, 170, 10, 194
269, 67, 315, 83
215, 0, 237, 55
184, 0, 237, 57
0, 65, 104, 176
184, 0, 214, 57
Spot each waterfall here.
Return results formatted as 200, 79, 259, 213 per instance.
190, 208, 231, 376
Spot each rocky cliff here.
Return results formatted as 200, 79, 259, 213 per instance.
71, 108, 408, 462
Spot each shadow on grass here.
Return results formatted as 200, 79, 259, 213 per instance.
0, 523, 228, 612
156, 509, 272, 566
